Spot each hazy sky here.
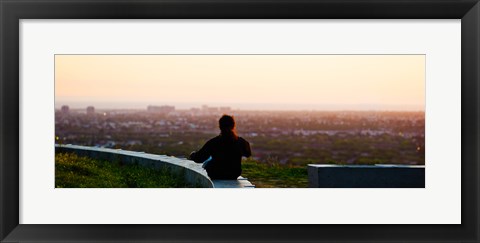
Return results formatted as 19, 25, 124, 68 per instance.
55, 55, 425, 111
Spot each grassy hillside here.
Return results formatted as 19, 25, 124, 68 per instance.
55, 153, 191, 188
56, 152, 309, 188
241, 158, 308, 188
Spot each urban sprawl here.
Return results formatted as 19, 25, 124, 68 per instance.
56, 105, 425, 166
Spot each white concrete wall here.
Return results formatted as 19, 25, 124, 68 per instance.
55, 144, 255, 188
55, 144, 214, 188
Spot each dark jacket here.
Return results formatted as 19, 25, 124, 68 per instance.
190, 135, 251, 180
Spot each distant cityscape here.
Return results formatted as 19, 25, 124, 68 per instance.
55, 104, 425, 166
60, 104, 232, 115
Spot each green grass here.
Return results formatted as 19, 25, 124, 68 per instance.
55, 153, 191, 188
241, 158, 308, 188
56, 153, 309, 188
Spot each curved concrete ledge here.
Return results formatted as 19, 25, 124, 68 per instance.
55, 144, 254, 188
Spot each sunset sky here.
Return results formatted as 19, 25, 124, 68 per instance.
55, 55, 425, 111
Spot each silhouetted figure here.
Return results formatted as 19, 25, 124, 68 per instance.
189, 115, 251, 180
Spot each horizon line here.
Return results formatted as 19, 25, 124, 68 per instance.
55, 107, 425, 113
55, 102, 425, 112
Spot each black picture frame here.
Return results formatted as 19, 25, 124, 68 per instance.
1, 0, 479, 242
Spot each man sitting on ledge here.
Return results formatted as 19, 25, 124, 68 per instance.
189, 115, 252, 180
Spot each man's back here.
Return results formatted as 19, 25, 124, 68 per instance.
190, 135, 251, 179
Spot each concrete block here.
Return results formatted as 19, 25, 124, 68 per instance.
212, 178, 255, 188
308, 164, 425, 188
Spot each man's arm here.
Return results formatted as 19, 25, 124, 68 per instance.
243, 139, 252, 158
189, 140, 212, 163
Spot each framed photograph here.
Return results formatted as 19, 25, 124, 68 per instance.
1, 0, 479, 242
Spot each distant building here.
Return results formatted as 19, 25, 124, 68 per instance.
201, 105, 222, 114
190, 107, 200, 112
61, 105, 69, 114
86, 106, 95, 115
208, 107, 219, 113
219, 106, 232, 113
189, 107, 201, 115
147, 105, 175, 114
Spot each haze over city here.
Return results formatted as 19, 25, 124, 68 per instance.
55, 55, 425, 111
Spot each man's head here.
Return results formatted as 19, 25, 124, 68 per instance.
219, 115, 235, 132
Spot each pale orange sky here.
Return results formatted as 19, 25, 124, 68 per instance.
55, 55, 425, 111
